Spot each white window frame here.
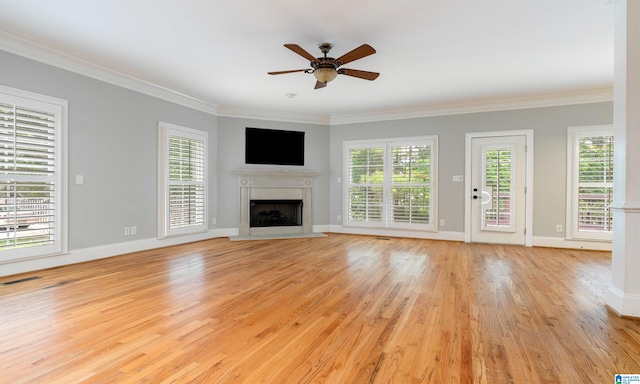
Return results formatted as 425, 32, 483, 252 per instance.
343, 136, 438, 231
157, 122, 208, 238
566, 125, 613, 241
0, 85, 67, 261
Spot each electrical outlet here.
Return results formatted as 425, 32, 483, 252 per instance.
556, 224, 563, 232
440, 219, 445, 226
131, 226, 137, 235
124, 227, 130, 236
337, 215, 342, 222
212, 218, 216, 225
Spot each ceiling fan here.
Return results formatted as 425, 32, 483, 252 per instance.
268, 43, 380, 89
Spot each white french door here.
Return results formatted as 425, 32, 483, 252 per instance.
466, 132, 532, 245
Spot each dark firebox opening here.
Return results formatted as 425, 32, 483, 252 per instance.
250, 200, 303, 227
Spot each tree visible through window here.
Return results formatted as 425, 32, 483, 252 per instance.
347, 146, 384, 223
567, 125, 613, 240
390, 145, 431, 224
577, 135, 613, 232
483, 147, 513, 228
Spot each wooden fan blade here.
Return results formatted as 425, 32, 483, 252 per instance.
335, 44, 376, 66
284, 44, 317, 62
314, 80, 327, 89
268, 69, 307, 75
339, 68, 380, 81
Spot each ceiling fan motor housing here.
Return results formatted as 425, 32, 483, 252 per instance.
313, 66, 338, 83
312, 43, 340, 83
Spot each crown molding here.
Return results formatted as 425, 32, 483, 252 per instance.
217, 105, 330, 125
0, 28, 218, 115
1, 28, 613, 126
330, 87, 614, 125
217, 86, 614, 126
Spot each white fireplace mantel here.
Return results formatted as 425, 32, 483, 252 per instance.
233, 169, 319, 187
233, 169, 319, 236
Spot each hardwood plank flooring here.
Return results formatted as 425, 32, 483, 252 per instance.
1, 234, 639, 383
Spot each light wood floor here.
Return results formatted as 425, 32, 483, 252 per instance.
1, 234, 639, 383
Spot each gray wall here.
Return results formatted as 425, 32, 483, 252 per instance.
0, 50, 218, 250
216, 117, 330, 229
1, 48, 614, 252
330, 103, 613, 238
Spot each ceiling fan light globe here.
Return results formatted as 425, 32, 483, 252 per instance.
313, 68, 337, 83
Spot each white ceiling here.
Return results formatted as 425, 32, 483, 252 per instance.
0, 0, 615, 121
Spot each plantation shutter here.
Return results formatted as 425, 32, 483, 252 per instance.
482, 146, 514, 229
159, 122, 207, 238
390, 144, 431, 225
0, 100, 59, 254
168, 135, 205, 230
346, 146, 385, 224
344, 137, 437, 231
577, 135, 613, 233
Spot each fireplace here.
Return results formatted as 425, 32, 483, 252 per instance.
250, 200, 303, 227
234, 169, 319, 236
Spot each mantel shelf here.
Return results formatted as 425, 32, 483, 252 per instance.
233, 169, 320, 178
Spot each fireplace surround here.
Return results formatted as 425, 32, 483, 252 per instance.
233, 169, 319, 236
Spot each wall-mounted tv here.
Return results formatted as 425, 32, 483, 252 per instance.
245, 127, 305, 166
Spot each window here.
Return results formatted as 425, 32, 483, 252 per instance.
0, 85, 67, 260
158, 122, 207, 238
344, 136, 437, 231
567, 125, 613, 241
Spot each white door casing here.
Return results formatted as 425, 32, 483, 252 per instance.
465, 131, 533, 246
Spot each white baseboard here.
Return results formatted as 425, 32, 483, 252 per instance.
328, 227, 611, 250
532, 236, 612, 251
607, 286, 640, 318
1, 229, 221, 277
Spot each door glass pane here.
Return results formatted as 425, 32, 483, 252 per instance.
483, 147, 513, 229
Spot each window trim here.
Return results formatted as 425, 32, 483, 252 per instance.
157, 121, 208, 239
0, 85, 68, 261
343, 135, 438, 231
566, 125, 613, 241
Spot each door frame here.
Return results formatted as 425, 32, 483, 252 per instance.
464, 130, 534, 246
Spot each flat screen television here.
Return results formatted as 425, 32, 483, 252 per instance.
245, 127, 305, 166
